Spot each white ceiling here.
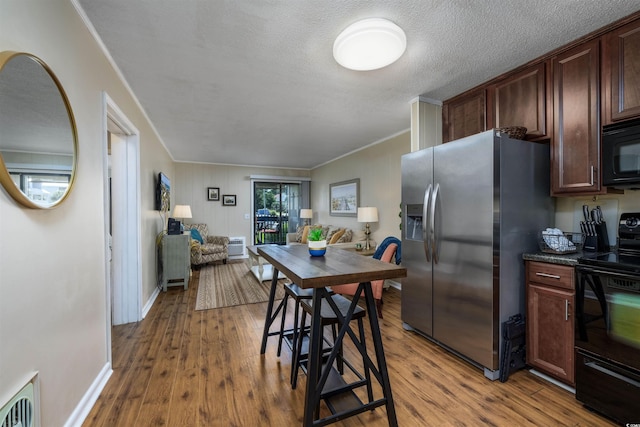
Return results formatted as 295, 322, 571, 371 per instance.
74, 1, 640, 169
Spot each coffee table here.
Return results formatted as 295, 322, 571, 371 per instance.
246, 244, 286, 282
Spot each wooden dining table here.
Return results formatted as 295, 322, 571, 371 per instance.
257, 244, 407, 427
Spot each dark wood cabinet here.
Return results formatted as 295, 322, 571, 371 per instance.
551, 39, 602, 195
441, 13, 640, 195
602, 19, 640, 124
526, 261, 575, 386
489, 62, 551, 141
442, 89, 485, 143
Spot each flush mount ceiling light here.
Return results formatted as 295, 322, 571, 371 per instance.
333, 18, 407, 71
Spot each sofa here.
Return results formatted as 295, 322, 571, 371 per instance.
286, 224, 365, 248
185, 224, 229, 267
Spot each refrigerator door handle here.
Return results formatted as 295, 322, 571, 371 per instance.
423, 184, 432, 262
430, 183, 440, 264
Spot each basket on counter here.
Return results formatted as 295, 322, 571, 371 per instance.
498, 126, 527, 140
538, 230, 583, 254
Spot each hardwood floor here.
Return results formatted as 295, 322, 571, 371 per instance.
84, 270, 614, 426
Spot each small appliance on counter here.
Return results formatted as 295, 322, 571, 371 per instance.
618, 212, 640, 253
574, 212, 640, 424
167, 218, 181, 235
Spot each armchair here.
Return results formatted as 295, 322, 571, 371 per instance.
331, 237, 401, 318
185, 224, 229, 268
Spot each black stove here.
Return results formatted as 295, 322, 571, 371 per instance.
578, 250, 640, 275
578, 211, 640, 271
574, 212, 640, 424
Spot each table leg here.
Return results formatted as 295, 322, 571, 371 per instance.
258, 256, 264, 282
303, 287, 326, 426
260, 268, 284, 355
362, 282, 398, 426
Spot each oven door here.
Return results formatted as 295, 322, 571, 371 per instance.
576, 350, 640, 424
575, 264, 640, 424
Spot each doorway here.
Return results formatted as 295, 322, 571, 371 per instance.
104, 93, 142, 334
253, 181, 301, 245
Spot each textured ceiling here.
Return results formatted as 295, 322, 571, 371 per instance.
74, 1, 640, 169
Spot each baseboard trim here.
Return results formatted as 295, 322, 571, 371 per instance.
528, 369, 575, 394
388, 280, 401, 290
142, 286, 160, 319
64, 362, 112, 427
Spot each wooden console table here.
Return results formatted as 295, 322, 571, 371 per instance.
257, 244, 406, 427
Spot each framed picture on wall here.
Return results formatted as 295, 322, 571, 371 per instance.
222, 194, 236, 206
329, 178, 359, 217
207, 187, 220, 201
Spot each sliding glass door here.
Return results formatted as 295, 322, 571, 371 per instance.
253, 181, 301, 245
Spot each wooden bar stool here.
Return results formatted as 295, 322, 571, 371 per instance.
278, 283, 335, 384
277, 283, 313, 357
291, 292, 371, 400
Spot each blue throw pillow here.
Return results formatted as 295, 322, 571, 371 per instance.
190, 228, 204, 244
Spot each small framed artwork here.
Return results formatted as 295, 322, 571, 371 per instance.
222, 194, 236, 206
330, 178, 359, 217
207, 187, 220, 201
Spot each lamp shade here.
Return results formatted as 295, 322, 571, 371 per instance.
333, 18, 407, 71
357, 207, 378, 223
173, 204, 192, 219
300, 208, 313, 219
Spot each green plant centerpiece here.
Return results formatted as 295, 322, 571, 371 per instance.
307, 227, 326, 257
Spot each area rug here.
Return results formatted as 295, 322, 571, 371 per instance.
195, 260, 286, 310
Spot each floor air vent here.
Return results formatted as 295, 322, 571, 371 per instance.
1, 381, 35, 427
228, 236, 246, 259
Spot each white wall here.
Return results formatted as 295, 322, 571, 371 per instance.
174, 162, 310, 243
0, 1, 173, 424
310, 131, 411, 246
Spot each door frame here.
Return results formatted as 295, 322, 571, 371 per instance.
102, 92, 142, 337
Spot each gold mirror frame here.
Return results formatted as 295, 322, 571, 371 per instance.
0, 51, 78, 209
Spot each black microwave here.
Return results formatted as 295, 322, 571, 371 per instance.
603, 118, 640, 188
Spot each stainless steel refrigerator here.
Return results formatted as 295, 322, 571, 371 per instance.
401, 129, 552, 379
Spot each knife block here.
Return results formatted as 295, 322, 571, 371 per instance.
583, 234, 598, 252
595, 222, 610, 252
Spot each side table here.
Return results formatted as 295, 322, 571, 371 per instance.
161, 234, 190, 291
341, 246, 376, 257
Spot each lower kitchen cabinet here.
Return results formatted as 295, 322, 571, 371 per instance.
526, 261, 575, 386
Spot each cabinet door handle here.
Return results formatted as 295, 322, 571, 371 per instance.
565, 299, 570, 321
590, 165, 594, 186
535, 272, 561, 279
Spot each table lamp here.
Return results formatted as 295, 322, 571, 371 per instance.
173, 204, 192, 233
300, 208, 313, 226
358, 207, 378, 250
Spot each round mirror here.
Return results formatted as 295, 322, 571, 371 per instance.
0, 51, 77, 209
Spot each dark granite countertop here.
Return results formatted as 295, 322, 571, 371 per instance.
522, 251, 584, 266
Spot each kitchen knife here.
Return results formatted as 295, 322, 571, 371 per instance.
583, 205, 590, 222
580, 221, 587, 236
591, 209, 599, 224
596, 206, 604, 223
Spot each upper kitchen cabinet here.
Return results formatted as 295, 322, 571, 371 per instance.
602, 18, 640, 124
551, 39, 602, 195
488, 62, 552, 141
442, 88, 486, 143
